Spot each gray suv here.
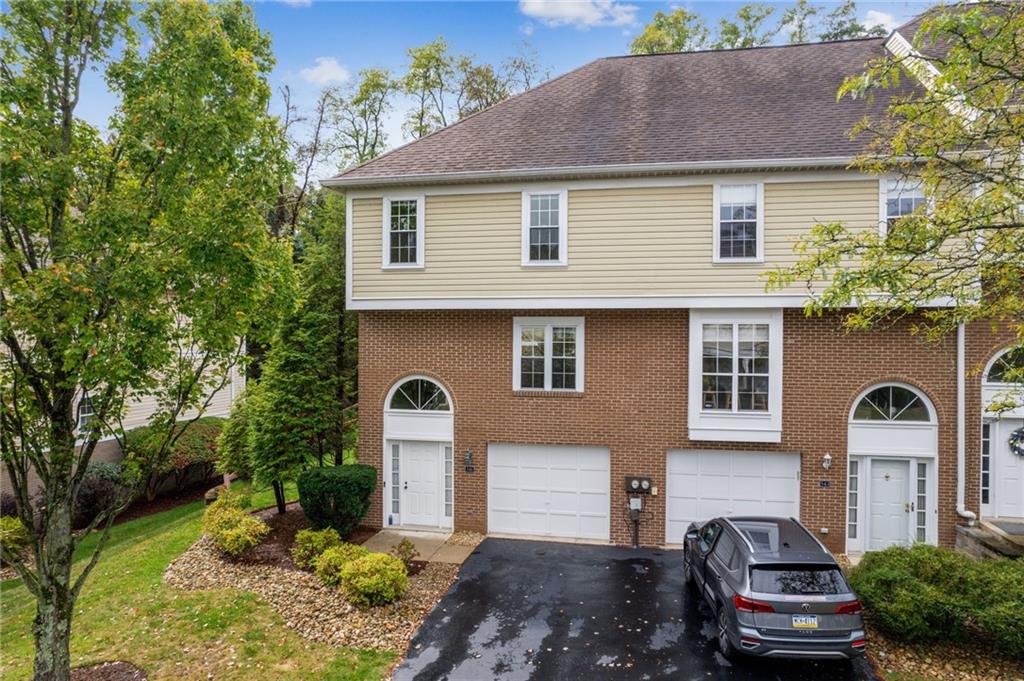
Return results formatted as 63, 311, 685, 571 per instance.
683, 516, 866, 660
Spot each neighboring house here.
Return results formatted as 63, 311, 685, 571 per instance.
324, 23, 1022, 552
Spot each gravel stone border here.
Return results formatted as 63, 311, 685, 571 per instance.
445, 531, 484, 547
867, 623, 1024, 681
164, 536, 459, 651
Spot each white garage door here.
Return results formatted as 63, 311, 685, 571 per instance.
488, 443, 610, 541
665, 449, 800, 544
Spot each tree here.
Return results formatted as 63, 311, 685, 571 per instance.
818, 0, 887, 41
781, 0, 821, 44
456, 59, 510, 118
630, 9, 710, 55
767, 3, 1024, 399
402, 37, 455, 139
714, 3, 779, 49
0, 1, 291, 679
334, 68, 395, 167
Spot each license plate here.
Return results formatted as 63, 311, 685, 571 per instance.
792, 615, 818, 629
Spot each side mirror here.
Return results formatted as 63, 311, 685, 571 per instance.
685, 530, 699, 542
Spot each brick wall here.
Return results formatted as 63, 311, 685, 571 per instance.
359, 309, 986, 550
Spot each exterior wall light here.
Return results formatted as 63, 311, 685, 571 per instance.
463, 449, 474, 473
822, 452, 833, 470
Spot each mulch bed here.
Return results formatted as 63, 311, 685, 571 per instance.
867, 623, 1024, 681
71, 661, 147, 681
114, 476, 222, 526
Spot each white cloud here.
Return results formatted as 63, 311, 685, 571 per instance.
520, 22, 535, 36
865, 10, 899, 33
299, 57, 350, 86
279, 0, 313, 7
518, 0, 639, 29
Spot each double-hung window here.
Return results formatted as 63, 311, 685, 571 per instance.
688, 310, 783, 443
513, 317, 584, 392
77, 396, 96, 432
883, 179, 926, 235
521, 190, 568, 266
713, 183, 763, 262
382, 195, 425, 268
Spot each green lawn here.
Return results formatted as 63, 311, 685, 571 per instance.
0, 496, 394, 680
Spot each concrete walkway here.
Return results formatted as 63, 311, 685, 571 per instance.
361, 528, 475, 564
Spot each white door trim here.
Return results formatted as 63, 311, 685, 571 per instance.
383, 439, 453, 531
847, 455, 937, 553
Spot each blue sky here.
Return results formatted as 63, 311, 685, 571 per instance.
75, 0, 934, 177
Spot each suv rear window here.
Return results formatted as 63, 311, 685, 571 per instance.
751, 566, 849, 595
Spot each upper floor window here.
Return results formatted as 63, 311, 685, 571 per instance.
986, 347, 1024, 384
77, 396, 96, 431
513, 316, 584, 392
713, 183, 763, 262
885, 179, 926, 233
852, 384, 932, 422
701, 322, 770, 412
388, 377, 450, 411
521, 190, 568, 266
382, 195, 424, 268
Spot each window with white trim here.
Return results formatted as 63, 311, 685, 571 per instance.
444, 445, 453, 518
521, 190, 568, 266
714, 183, 763, 262
915, 462, 928, 542
885, 179, 926, 233
77, 396, 96, 432
981, 423, 991, 506
847, 460, 859, 540
688, 309, 783, 443
382, 196, 424, 268
513, 317, 584, 392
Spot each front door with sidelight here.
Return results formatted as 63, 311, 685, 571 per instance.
399, 441, 441, 527
868, 459, 911, 550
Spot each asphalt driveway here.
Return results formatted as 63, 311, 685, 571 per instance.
393, 538, 879, 681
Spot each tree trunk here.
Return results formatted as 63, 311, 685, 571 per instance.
32, 499, 75, 681
273, 480, 286, 515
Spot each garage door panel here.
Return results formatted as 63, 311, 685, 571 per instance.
666, 449, 800, 544
488, 444, 610, 541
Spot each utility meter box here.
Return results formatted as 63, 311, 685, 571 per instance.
624, 476, 652, 493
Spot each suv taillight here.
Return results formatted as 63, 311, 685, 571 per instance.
733, 594, 774, 613
835, 599, 863, 615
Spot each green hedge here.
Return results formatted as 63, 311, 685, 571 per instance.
340, 553, 408, 607
292, 528, 343, 570
124, 416, 226, 500
313, 543, 370, 586
849, 544, 1024, 657
296, 464, 376, 537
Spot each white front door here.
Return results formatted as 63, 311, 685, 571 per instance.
869, 459, 911, 549
993, 419, 1024, 518
401, 441, 440, 527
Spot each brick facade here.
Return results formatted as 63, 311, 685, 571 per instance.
359, 308, 1000, 551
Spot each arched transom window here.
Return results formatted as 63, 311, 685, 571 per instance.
388, 378, 450, 411
986, 347, 1024, 384
852, 385, 932, 423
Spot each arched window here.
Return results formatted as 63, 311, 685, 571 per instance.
388, 378, 450, 411
985, 347, 1024, 384
852, 384, 932, 423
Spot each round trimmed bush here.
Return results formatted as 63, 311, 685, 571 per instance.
313, 543, 370, 586
292, 528, 343, 570
214, 513, 270, 557
340, 552, 408, 607
297, 464, 377, 536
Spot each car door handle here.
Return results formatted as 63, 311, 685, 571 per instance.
403, 482, 408, 490
709, 569, 722, 581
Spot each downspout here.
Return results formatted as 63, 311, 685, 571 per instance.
956, 323, 977, 525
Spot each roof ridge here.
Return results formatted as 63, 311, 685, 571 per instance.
603, 35, 885, 61
328, 57, 604, 181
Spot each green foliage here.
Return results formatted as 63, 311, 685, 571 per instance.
389, 538, 420, 571
296, 465, 377, 536
630, 9, 710, 54
768, 2, 1024, 407
313, 543, 370, 586
291, 528, 343, 570
124, 417, 226, 499
216, 391, 253, 478
334, 68, 396, 166
780, 0, 819, 44
714, 3, 778, 49
0, 516, 30, 556
202, 503, 269, 557
850, 544, 1024, 656
339, 553, 409, 607
818, 0, 887, 41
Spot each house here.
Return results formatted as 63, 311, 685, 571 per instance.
323, 24, 1022, 553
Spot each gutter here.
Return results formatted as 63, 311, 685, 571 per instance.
320, 155, 857, 190
956, 323, 977, 525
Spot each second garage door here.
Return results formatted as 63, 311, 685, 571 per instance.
665, 449, 801, 544
488, 443, 610, 541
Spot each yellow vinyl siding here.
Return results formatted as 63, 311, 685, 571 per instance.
351, 179, 879, 298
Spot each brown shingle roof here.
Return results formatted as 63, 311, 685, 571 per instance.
328, 38, 904, 187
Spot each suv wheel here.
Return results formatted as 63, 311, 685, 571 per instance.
717, 606, 738, 660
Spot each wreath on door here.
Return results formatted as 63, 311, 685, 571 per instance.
1010, 427, 1024, 458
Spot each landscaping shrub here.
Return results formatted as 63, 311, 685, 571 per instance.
0, 492, 16, 517
296, 464, 376, 536
201, 487, 253, 536
124, 416, 226, 501
216, 392, 252, 479
292, 528, 342, 570
210, 484, 252, 511
339, 553, 408, 607
202, 502, 268, 558
850, 544, 1024, 656
313, 543, 370, 586
72, 462, 127, 530
390, 538, 419, 571
0, 516, 30, 562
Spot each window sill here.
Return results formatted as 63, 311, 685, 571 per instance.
711, 258, 764, 265
512, 389, 584, 399
381, 264, 424, 271
520, 261, 568, 268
